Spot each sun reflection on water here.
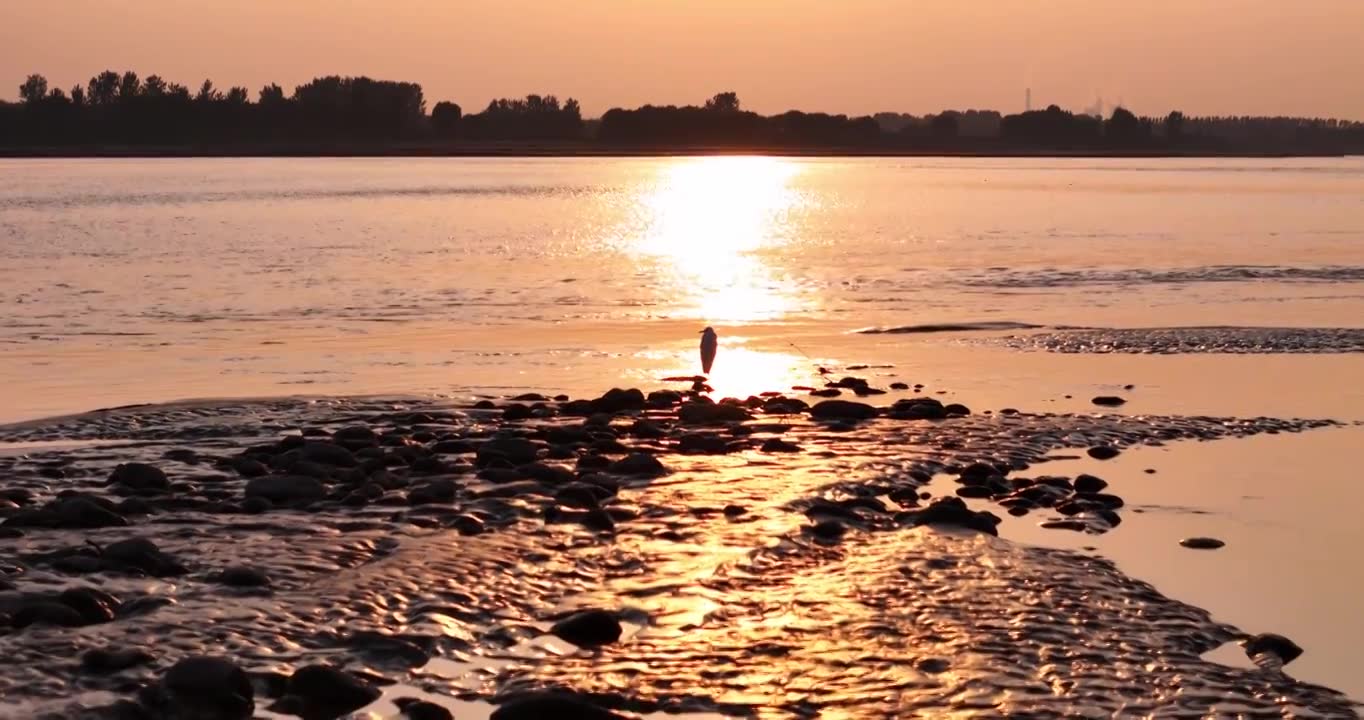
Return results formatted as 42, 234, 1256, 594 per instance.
632, 157, 806, 324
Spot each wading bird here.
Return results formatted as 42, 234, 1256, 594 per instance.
700, 327, 718, 375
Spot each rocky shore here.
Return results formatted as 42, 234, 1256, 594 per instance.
0, 380, 1357, 719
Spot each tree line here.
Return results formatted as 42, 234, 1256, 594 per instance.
3, 70, 1362, 154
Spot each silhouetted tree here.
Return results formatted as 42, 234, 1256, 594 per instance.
196, 79, 221, 103
259, 84, 286, 106
1165, 111, 1185, 144
19, 74, 48, 104
142, 75, 168, 97
432, 101, 462, 137
931, 112, 959, 139
118, 72, 141, 101
87, 71, 120, 105
704, 92, 741, 113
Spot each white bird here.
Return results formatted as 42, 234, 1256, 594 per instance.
699, 327, 718, 375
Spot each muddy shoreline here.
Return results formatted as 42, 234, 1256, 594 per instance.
0, 379, 1358, 719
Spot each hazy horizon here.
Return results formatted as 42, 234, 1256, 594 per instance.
3, 0, 1364, 120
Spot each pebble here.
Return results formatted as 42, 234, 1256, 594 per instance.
1092, 396, 1128, 407
396, 698, 455, 720
491, 691, 628, 720
1244, 633, 1304, 665
162, 656, 255, 718
810, 400, 879, 421
108, 463, 170, 492
286, 664, 381, 715
550, 609, 623, 648
1087, 445, 1121, 460
1180, 537, 1225, 549
608, 453, 668, 477
1074, 474, 1108, 493
216, 566, 271, 588
244, 475, 325, 504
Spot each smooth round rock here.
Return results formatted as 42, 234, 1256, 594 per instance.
550, 609, 623, 648
1180, 537, 1225, 549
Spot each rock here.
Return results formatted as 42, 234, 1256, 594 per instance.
448, 514, 485, 536
397, 698, 455, 720
216, 566, 270, 588
245, 475, 325, 504
955, 485, 995, 499
809, 388, 841, 398
886, 398, 947, 420
287, 665, 381, 715
591, 388, 646, 413
678, 433, 733, 454
431, 439, 475, 455
890, 382, 910, 390
602, 451, 664, 477
1180, 537, 1225, 549
108, 463, 170, 492
629, 419, 666, 438
491, 691, 628, 720
906, 497, 1000, 535
296, 441, 358, 467
82, 647, 156, 674
503, 404, 533, 421
1087, 445, 1121, 460
943, 403, 972, 416
760, 438, 801, 453
550, 609, 623, 648
332, 426, 378, 448
12, 601, 86, 628
1244, 633, 1304, 665
1040, 519, 1090, 532
915, 657, 950, 674
810, 519, 847, 542
678, 402, 751, 424
645, 390, 683, 408
1092, 396, 1127, 407
810, 400, 879, 421
723, 504, 747, 518
227, 456, 269, 478
408, 478, 459, 505
477, 437, 542, 466
4, 496, 130, 529
1074, 474, 1108, 493
104, 537, 189, 576
162, 656, 255, 719
59, 586, 121, 623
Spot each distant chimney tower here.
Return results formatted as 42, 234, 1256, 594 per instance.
1026, 88, 1032, 112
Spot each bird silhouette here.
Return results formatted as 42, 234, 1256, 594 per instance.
699, 327, 717, 375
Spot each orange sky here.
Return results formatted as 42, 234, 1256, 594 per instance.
3, 0, 1362, 119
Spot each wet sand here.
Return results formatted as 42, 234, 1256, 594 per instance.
0, 354, 1360, 717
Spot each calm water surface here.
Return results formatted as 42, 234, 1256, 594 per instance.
2, 156, 1363, 419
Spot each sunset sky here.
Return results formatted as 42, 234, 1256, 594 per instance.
3, 0, 1362, 119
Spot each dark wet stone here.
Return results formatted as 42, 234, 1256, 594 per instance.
943, 403, 972, 416
478, 437, 542, 466
591, 388, 647, 414
581, 508, 616, 533
1245, 633, 1304, 665
906, 497, 1000, 535
58, 586, 121, 623
603, 452, 664, 477
1087, 445, 1121, 460
1074, 474, 1108, 493
628, 419, 666, 439
551, 609, 623, 648
216, 566, 270, 588
852, 386, 888, 397
332, 426, 378, 448
286, 664, 382, 715
407, 479, 460, 505
915, 657, 950, 674
5, 495, 129, 530
396, 698, 455, 720
1180, 537, 1225, 549
809, 388, 842, 398
760, 438, 801, 453
82, 647, 155, 674
678, 402, 751, 424
108, 463, 170, 492
245, 475, 325, 504
513, 392, 549, 402
491, 691, 628, 720
555, 483, 607, 510
955, 485, 995, 499
1084, 492, 1125, 509
1041, 519, 1090, 532
887, 397, 948, 420
810, 519, 847, 542
503, 404, 533, 421
1092, 396, 1127, 407
810, 400, 879, 421
645, 390, 683, 408
226, 456, 269, 478
890, 382, 910, 390
241, 496, 272, 514
12, 601, 87, 628
448, 513, 485, 535
118, 497, 154, 516
678, 433, 733, 454
98, 537, 185, 577
294, 441, 358, 467
431, 439, 475, 455
723, 504, 748, 518
162, 656, 255, 719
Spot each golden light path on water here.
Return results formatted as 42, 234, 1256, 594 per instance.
627, 157, 819, 398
